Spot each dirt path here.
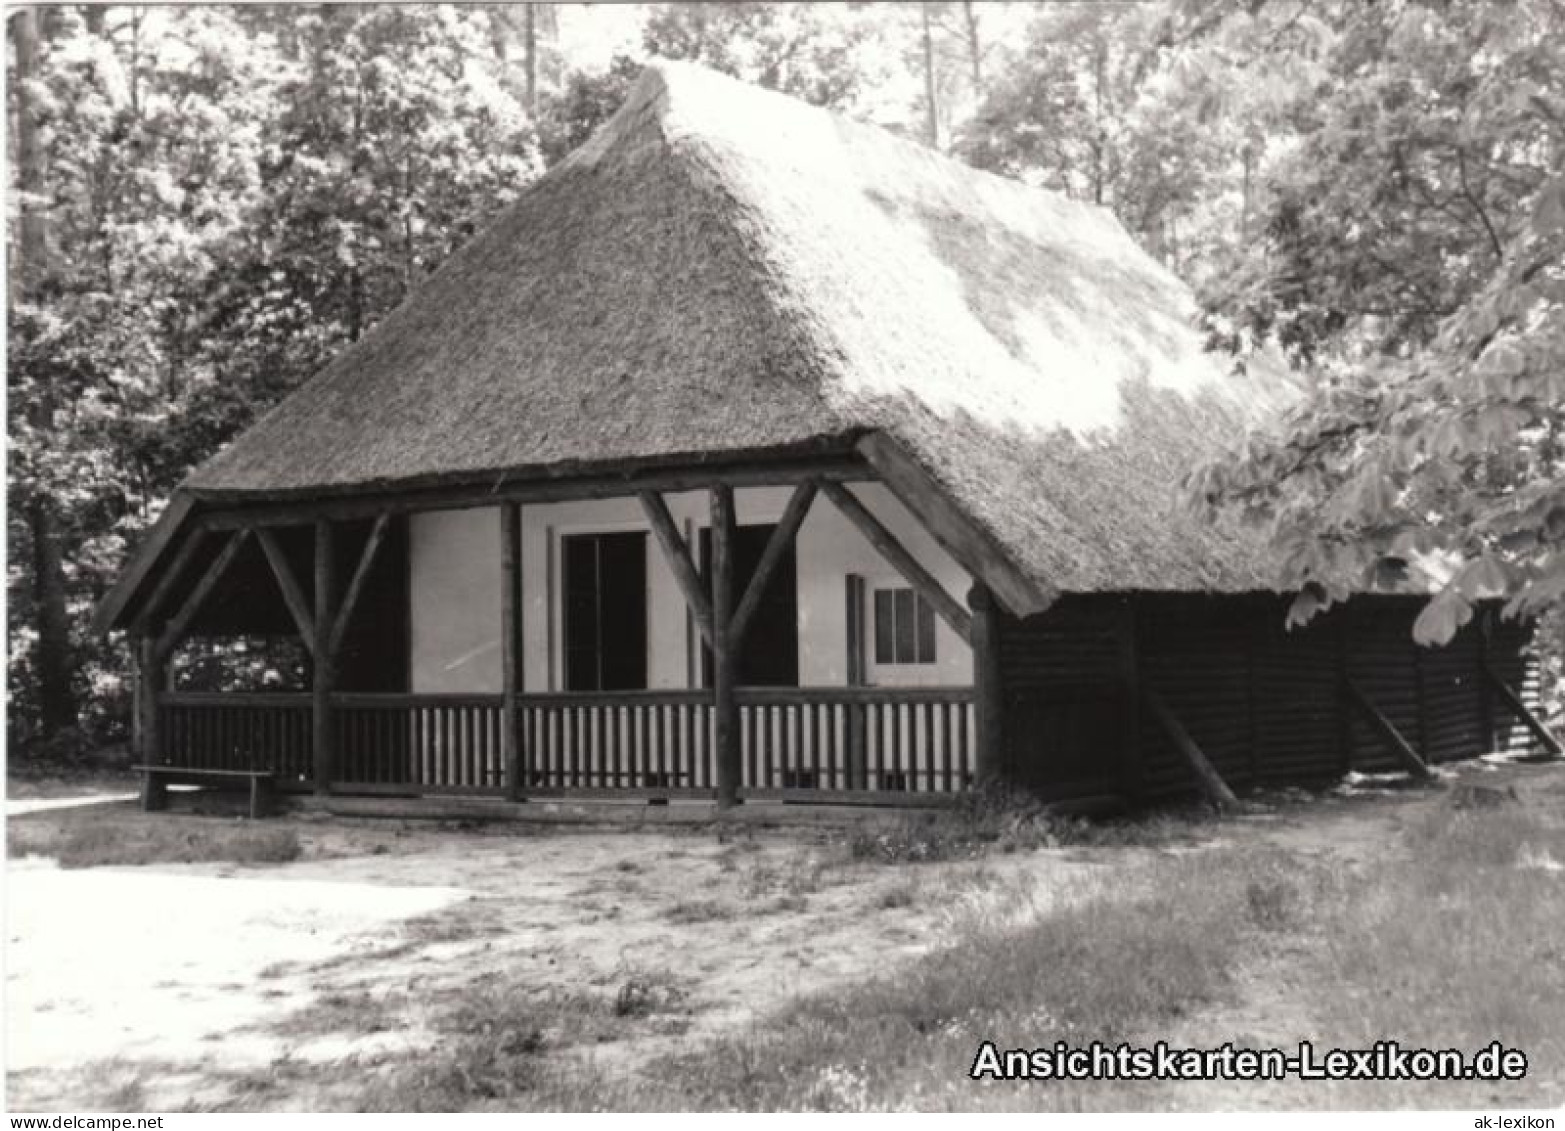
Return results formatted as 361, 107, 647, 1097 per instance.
9, 758, 1557, 1112
6, 815, 1111, 1111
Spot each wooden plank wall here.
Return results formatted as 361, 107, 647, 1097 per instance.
1492, 615, 1550, 756
995, 595, 1125, 799
1138, 597, 1257, 793
999, 593, 1545, 802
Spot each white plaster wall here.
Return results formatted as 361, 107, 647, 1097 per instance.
409, 483, 974, 693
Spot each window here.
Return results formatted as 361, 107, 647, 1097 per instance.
562, 531, 647, 691
873, 587, 936, 665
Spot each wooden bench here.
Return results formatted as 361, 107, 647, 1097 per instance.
133, 765, 276, 819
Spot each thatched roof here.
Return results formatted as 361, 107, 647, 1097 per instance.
153, 61, 1300, 619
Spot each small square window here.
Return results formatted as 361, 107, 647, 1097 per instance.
873, 587, 937, 665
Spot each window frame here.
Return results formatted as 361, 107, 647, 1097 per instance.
871, 584, 937, 666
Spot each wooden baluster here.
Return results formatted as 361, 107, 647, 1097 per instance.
651, 703, 664, 789
809, 702, 823, 790
941, 703, 954, 793
913, 703, 926, 791
765, 703, 775, 792
890, 702, 903, 790
610, 704, 622, 789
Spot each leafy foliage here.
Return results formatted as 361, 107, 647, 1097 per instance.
1191, 1, 1564, 647
7, 6, 539, 751
1195, 173, 1564, 645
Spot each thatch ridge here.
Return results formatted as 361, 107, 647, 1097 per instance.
182, 60, 1298, 600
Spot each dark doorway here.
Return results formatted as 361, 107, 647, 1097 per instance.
699, 523, 799, 687
562, 531, 648, 690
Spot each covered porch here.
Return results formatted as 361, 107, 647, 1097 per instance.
107, 441, 1018, 808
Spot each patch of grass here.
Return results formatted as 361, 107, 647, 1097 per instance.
665, 898, 735, 924
18, 818, 304, 869
875, 876, 920, 910
740, 850, 835, 898
343, 847, 1278, 1110
1303, 801, 1565, 1107
288, 987, 408, 1036
846, 789, 1213, 866
403, 899, 506, 943
612, 965, 688, 1018
357, 963, 692, 1111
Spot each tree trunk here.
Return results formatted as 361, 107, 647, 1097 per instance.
28, 499, 78, 735
921, 3, 939, 149
12, 9, 78, 739
523, 2, 537, 116
1092, 38, 1107, 207
11, 7, 46, 306
962, 0, 982, 94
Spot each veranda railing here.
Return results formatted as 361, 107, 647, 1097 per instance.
153, 686, 976, 800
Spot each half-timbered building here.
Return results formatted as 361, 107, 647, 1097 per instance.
94, 62, 1559, 814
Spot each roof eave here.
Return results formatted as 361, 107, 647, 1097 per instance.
856, 431, 1056, 619
90, 491, 197, 636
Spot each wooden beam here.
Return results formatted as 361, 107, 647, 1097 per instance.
154, 530, 251, 664
256, 528, 315, 653
820, 480, 972, 644
1477, 607, 1498, 753
845, 574, 868, 790
313, 520, 337, 794
501, 502, 523, 800
729, 481, 817, 645
129, 525, 209, 638
93, 491, 196, 634
969, 583, 1004, 785
327, 514, 391, 659
856, 432, 1055, 618
638, 490, 715, 648
1482, 661, 1565, 757
138, 634, 169, 811
1143, 687, 1241, 810
710, 485, 740, 807
1342, 676, 1435, 780
198, 457, 871, 531
138, 635, 163, 769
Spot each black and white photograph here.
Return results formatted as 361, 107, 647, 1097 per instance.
5, 0, 1563, 1116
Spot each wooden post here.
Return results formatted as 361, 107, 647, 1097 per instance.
969, 583, 1003, 786
313, 520, 336, 794
710, 485, 739, 806
845, 574, 867, 790
257, 528, 316, 653
501, 502, 523, 800
138, 635, 167, 810
1334, 613, 1352, 775
1477, 606, 1498, 753
1116, 598, 1143, 797
139, 636, 162, 759
153, 530, 251, 664
1482, 661, 1565, 757
1143, 687, 1241, 810
729, 481, 816, 645
1342, 676, 1434, 780
639, 490, 715, 647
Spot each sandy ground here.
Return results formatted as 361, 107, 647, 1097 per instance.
5, 758, 1558, 1112
5, 803, 1111, 1111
